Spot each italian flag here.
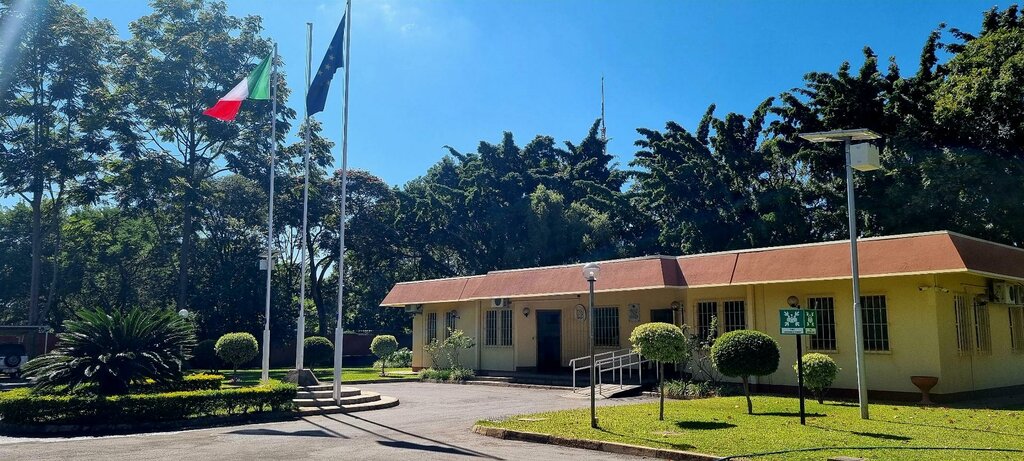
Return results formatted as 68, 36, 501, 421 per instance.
203, 54, 273, 121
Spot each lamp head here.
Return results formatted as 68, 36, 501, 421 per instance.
582, 262, 601, 281
786, 296, 800, 308
178, 309, 190, 318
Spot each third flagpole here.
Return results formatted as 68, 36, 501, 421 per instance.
333, 0, 352, 403
295, 23, 313, 373
262, 42, 278, 383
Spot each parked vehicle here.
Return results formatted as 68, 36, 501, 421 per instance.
0, 344, 28, 379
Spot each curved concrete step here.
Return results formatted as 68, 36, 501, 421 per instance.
296, 388, 361, 399
294, 391, 381, 407
297, 395, 400, 415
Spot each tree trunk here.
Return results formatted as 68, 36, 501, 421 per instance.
742, 376, 752, 414
28, 182, 43, 326
816, 390, 823, 405
43, 194, 63, 324
659, 362, 665, 421
177, 195, 194, 310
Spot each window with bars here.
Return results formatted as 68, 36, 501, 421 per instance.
484, 310, 513, 347
954, 294, 972, 354
696, 301, 718, 339
594, 307, 620, 347
807, 296, 837, 351
485, 310, 498, 346
444, 310, 458, 339
500, 309, 513, 346
426, 312, 438, 344
860, 295, 890, 351
723, 300, 746, 332
973, 301, 991, 353
1011, 306, 1024, 353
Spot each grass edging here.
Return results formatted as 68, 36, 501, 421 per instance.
0, 410, 300, 437
472, 424, 732, 461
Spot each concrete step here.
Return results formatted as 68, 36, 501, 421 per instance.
297, 395, 400, 415
299, 384, 360, 392
467, 376, 513, 383
296, 388, 361, 399
294, 391, 381, 407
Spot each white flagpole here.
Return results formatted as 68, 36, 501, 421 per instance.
333, 0, 352, 403
295, 23, 313, 372
262, 42, 279, 383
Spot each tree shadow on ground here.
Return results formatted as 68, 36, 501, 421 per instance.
597, 427, 695, 450
850, 431, 912, 441
756, 411, 825, 417
675, 420, 736, 430
229, 428, 343, 438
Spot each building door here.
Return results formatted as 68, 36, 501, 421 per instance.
536, 310, 562, 372
651, 308, 674, 324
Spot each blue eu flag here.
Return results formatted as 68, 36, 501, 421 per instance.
307, 15, 345, 116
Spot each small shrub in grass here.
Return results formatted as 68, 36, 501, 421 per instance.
664, 380, 720, 400
794, 353, 840, 404
0, 380, 296, 425
419, 368, 451, 382
215, 333, 259, 380
710, 329, 779, 415
303, 336, 334, 367
447, 368, 475, 382
190, 339, 222, 371
370, 335, 399, 376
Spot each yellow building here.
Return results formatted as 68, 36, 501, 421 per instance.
381, 231, 1024, 400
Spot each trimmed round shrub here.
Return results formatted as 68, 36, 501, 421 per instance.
710, 329, 780, 414
190, 339, 222, 371
215, 332, 259, 378
303, 336, 334, 367
370, 335, 399, 376
794, 352, 840, 404
629, 322, 689, 420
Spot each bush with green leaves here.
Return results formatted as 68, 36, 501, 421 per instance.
418, 367, 474, 383
629, 322, 688, 420
423, 329, 476, 370
0, 380, 296, 425
794, 353, 840, 404
190, 339, 222, 371
370, 335, 399, 376
303, 336, 334, 367
21, 307, 196, 396
710, 329, 780, 414
374, 347, 412, 370
664, 380, 720, 400
215, 333, 259, 379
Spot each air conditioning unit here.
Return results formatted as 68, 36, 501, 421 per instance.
491, 298, 510, 309
403, 304, 423, 315
991, 282, 1024, 305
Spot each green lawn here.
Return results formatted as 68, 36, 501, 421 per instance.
202, 367, 415, 387
478, 396, 1024, 460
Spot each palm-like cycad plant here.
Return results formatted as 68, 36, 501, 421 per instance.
22, 308, 196, 395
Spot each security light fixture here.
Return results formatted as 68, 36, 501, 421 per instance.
522, 307, 530, 318
178, 309, 190, 318
787, 296, 800, 308
582, 262, 601, 282
798, 128, 882, 143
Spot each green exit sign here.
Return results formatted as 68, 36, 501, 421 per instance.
780, 309, 818, 335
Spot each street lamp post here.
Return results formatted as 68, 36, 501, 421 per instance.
178, 309, 190, 372
582, 262, 601, 429
798, 128, 881, 420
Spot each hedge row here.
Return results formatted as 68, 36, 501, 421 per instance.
132, 373, 224, 393
0, 380, 296, 425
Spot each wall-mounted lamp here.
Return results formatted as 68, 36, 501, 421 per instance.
787, 296, 800, 308
448, 309, 460, 319
670, 301, 681, 311
522, 307, 530, 318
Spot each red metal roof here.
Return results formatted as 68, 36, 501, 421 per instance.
380, 231, 1024, 306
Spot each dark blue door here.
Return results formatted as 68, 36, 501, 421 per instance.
536, 310, 561, 371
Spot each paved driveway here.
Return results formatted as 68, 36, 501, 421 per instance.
0, 382, 655, 460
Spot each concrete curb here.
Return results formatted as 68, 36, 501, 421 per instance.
472, 425, 736, 461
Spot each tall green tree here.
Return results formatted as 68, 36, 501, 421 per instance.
0, 0, 115, 325
109, 0, 292, 310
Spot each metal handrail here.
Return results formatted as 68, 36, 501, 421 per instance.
571, 348, 649, 393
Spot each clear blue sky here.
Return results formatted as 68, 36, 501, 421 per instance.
56, 1, 1024, 187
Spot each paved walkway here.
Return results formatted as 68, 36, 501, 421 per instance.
0, 382, 655, 460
